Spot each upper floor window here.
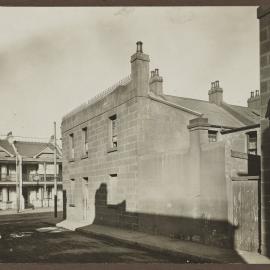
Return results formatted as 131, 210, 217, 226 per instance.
82, 127, 88, 157
208, 130, 218, 143
109, 114, 117, 149
69, 133, 74, 160
247, 131, 257, 155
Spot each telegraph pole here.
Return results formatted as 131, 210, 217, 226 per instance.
19, 155, 23, 211
54, 122, 57, 218
7, 132, 21, 213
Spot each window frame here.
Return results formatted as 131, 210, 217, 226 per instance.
108, 114, 118, 152
108, 173, 118, 204
247, 131, 257, 155
69, 133, 75, 161
81, 127, 89, 158
208, 130, 218, 143
69, 178, 76, 207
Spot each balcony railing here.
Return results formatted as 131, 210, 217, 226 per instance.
0, 174, 16, 182
0, 173, 62, 182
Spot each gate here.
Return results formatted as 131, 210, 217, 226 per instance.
232, 177, 260, 252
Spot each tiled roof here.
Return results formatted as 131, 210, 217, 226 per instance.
162, 95, 257, 128
0, 140, 61, 158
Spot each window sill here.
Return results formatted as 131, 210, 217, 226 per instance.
81, 154, 88, 160
69, 204, 76, 207
107, 147, 117, 153
69, 158, 75, 163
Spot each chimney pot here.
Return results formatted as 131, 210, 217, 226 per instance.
251, 91, 254, 98
151, 70, 155, 77
136, 41, 143, 53
208, 80, 223, 105
155, 68, 159, 76
256, 90, 259, 96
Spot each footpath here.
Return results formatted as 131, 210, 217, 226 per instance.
0, 207, 55, 216
74, 223, 270, 264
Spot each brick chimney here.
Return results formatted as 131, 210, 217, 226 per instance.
130, 41, 150, 97
247, 90, 261, 111
149, 68, 163, 95
208, 80, 223, 106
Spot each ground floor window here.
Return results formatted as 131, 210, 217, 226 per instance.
208, 130, 218, 142
70, 179, 75, 206
108, 174, 118, 204
47, 187, 52, 199
247, 131, 257, 155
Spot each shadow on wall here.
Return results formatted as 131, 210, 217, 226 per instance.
93, 183, 244, 261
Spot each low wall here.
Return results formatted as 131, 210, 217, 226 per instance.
93, 182, 235, 249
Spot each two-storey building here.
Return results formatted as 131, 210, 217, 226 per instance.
0, 138, 63, 210
61, 42, 261, 251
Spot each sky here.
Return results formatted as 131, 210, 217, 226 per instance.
0, 7, 259, 141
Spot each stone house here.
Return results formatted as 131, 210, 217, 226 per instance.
61, 42, 261, 251
0, 139, 63, 210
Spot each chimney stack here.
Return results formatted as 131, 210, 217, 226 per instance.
256, 90, 259, 96
247, 90, 260, 111
149, 68, 163, 95
208, 80, 223, 106
130, 41, 150, 97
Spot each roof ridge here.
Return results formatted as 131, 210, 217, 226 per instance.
163, 94, 211, 104
63, 74, 131, 121
224, 103, 248, 109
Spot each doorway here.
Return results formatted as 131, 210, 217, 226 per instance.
82, 177, 89, 221
232, 179, 260, 252
22, 187, 29, 208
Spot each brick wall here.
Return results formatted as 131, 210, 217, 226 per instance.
258, 6, 270, 256
259, 7, 270, 116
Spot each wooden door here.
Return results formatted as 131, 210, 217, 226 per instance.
233, 180, 259, 252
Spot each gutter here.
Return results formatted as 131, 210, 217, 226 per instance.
220, 124, 260, 135
148, 93, 203, 117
